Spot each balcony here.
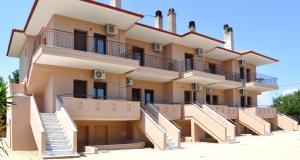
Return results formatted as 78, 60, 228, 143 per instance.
208, 71, 242, 89
246, 107, 277, 119
31, 28, 140, 74
126, 52, 180, 82
61, 96, 140, 121
245, 73, 278, 92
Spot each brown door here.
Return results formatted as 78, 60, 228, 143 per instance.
74, 30, 87, 51
184, 91, 192, 104
132, 88, 141, 102
246, 69, 251, 82
241, 96, 246, 108
78, 126, 89, 152
206, 95, 211, 104
74, 80, 87, 98
94, 126, 108, 145
240, 67, 245, 79
212, 95, 219, 105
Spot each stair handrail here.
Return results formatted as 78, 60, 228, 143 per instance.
276, 109, 299, 123
30, 96, 46, 156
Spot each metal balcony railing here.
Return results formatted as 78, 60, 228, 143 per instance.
246, 72, 278, 86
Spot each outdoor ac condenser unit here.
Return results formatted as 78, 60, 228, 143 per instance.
94, 70, 106, 80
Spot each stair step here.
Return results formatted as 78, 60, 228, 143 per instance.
45, 128, 63, 132
47, 140, 69, 145
47, 136, 68, 141
47, 144, 72, 150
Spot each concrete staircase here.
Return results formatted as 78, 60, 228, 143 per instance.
165, 135, 178, 150
41, 113, 79, 158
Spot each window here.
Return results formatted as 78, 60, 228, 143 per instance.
74, 30, 87, 51
206, 95, 211, 105
212, 95, 218, 105
133, 47, 144, 66
94, 34, 106, 54
185, 53, 193, 71
209, 63, 217, 74
247, 96, 252, 107
73, 80, 87, 98
240, 67, 245, 79
132, 88, 141, 102
93, 82, 107, 99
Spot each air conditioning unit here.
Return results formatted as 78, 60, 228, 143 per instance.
94, 70, 106, 80
193, 83, 202, 91
239, 60, 246, 66
206, 87, 212, 95
153, 43, 163, 53
240, 89, 247, 96
196, 48, 204, 57
106, 24, 118, 35
126, 78, 134, 86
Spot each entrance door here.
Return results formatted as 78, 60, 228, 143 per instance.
132, 88, 141, 102
246, 69, 251, 82
185, 53, 193, 71
144, 90, 154, 105
133, 47, 144, 66
247, 96, 252, 107
241, 96, 246, 108
94, 33, 106, 54
240, 67, 245, 80
94, 82, 107, 99
212, 95, 219, 105
74, 30, 87, 51
184, 91, 192, 104
74, 80, 87, 98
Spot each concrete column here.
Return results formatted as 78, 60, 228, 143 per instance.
110, 0, 121, 8
224, 24, 234, 50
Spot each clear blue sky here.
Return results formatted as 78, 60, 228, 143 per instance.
1, 0, 300, 105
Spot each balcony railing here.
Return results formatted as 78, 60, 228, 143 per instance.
224, 71, 241, 82
124, 52, 180, 72
33, 28, 135, 58
247, 72, 278, 86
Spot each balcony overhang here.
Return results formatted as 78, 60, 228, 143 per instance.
206, 47, 240, 61
33, 45, 139, 74
177, 71, 225, 84
245, 82, 278, 92
7, 29, 26, 57
208, 80, 242, 90
127, 67, 179, 82
126, 23, 224, 52
239, 51, 279, 66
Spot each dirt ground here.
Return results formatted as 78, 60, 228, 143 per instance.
4, 130, 300, 160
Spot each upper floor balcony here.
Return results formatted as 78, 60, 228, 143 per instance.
177, 59, 242, 89
245, 72, 278, 92
31, 28, 180, 77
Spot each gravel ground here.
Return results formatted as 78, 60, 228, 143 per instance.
4, 130, 300, 160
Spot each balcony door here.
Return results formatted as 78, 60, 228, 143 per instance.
247, 96, 252, 107
246, 69, 251, 82
94, 82, 107, 99
209, 63, 217, 74
144, 89, 154, 105
185, 53, 193, 71
94, 33, 106, 54
206, 95, 211, 105
212, 95, 219, 105
241, 96, 246, 108
74, 30, 87, 51
74, 80, 87, 98
184, 91, 192, 104
132, 88, 141, 102
133, 47, 144, 66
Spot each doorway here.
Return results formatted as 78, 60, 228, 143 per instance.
73, 80, 87, 98
184, 91, 192, 104
133, 47, 144, 66
209, 63, 217, 74
185, 53, 193, 71
144, 89, 154, 105
74, 30, 87, 51
94, 82, 107, 99
212, 95, 219, 105
132, 88, 141, 102
206, 95, 211, 105
94, 33, 106, 54
241, 96, 246, 108
240, 67, 245, 80
246, 69, 251, 82
78, 126, 89, 152
247, 96, 252, 107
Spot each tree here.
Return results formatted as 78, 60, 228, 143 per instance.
0, 76, 9, 156
10, 70, 19, 83
273, 90, 300, 121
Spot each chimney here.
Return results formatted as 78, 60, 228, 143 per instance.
189, 21, 196, 32
110, 0, 121, 8
168, 8, 176, 33
224, 24, 234, 50
155, 10, 163, 29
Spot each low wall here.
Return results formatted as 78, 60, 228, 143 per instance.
85, 141, 145, 153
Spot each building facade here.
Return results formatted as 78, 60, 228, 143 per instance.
6, 0, 298, 158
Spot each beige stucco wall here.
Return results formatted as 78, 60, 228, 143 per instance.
19, 36, 35, 83
7, 96, 36, 150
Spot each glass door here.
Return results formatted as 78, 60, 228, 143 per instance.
133, 47, 144, 66
94, 33, 106, 54
144, 89, 154, 105
94, 82, 107, 99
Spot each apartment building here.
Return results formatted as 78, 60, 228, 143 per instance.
6, 0, 298, 158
